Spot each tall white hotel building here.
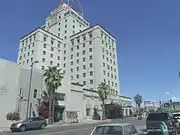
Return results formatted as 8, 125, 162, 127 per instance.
13, 1, 131, 121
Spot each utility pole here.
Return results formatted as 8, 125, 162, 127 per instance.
26, 61, 39, 119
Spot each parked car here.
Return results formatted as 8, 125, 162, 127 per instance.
146, 112, 179, 135
10, 117, 47, 132
90, 123, 143, 135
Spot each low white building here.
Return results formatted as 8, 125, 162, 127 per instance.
0, 59, 132, 124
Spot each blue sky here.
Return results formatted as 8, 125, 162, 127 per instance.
1, 0, 180, 101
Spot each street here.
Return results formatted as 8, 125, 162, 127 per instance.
2, 117, 146, 135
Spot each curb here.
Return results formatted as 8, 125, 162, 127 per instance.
47, 119, 112, 128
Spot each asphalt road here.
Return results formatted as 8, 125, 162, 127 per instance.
2, 117, 146, 135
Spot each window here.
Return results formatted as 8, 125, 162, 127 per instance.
77, 67, 79, 71
32, 50, 34, 54
51, 54, 53, 58
86, 108, 90, 116
73, 20, 75, 23
83, 35, 86, 41
64, 63, 66, 67
43, 36, 47, 41
77, 38, 80, 43
77, 45, 79, 50
33, 89, 37, 98
64, 50, 66, 54
82, 50, 85, 55
77, 52, 79, 57
103, 71, 106, 75
89, 41, 92, 45
76, 74, 79, 79
43, 44, 46, 48
65, 30, 67, 33
90, 63, 93, 68
89, 48, 92, 52
90, 80, 93, 84
31, 58, 33, 62
83, 81, 86, 85
83, 73, 86, 77
73, 25, 75, 28
90, 71, 93, 76
83, 65, 86, 69
71, 61, 73, 65
57, 56, 60, 60
77, 59, 79, 63
92, 126, 123, 135
89, 32, 92, 38
51, 47, 54, 51
65, 24, 67, 28
41, 66, 45, 70
27, 59, 29, 63
55, 93, 65, 101
83, 43, 85, 48
51, 40, 54, 45
71, 68, 73, 72
103, 63, 105, 67
42, 58, 45, 62
43, 51, 46, 55
64, 57, 66, 60
71, 76, 73, 80
58, 28, 60, 31
83, 57, 86, 62
50, 61, 53, 65
57, 63, 60, 67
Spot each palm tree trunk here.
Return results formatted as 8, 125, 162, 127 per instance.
102, 100, 106, 120
52, 97, 55, 124
48, 94, 53, 124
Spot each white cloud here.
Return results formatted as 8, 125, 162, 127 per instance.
170, 96, 180, 102
165, 92, 170, 95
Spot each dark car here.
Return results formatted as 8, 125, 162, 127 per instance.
146, 112, 179, 135
10, 117, 47, 132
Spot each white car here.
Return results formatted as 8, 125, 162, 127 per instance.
90, 123, 143, 135
173, 112, 180, 122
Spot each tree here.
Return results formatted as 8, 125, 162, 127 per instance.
134, 94, 143, 114
43, 66, 64, 124
97, 82, 110, 120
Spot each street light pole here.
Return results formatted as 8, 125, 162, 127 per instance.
26, 61, 39, 119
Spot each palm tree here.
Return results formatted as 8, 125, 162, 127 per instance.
97, 82, 110, 120
43, 66, 64, 124
134, 94, 143, 113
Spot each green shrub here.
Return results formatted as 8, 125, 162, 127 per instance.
6, 112, 20, 121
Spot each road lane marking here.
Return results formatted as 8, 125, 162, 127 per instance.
40, 127, 90, 135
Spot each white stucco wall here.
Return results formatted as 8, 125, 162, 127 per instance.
0, 59, 20, 126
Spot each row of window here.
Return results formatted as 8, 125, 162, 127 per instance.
102, 40, 115, 52
19, 50, 34, 60
103, 63, 116, 72
21, 34, 36, 47
71, 32, 92, 45
103, 71, 117, 80
104, 79, 118, 87
102, 48, 115, 58
101, 31, 115, 46
20, 43, 34, 53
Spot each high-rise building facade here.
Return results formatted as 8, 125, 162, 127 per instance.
16, 1, 122, 120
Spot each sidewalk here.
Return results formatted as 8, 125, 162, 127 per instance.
47, 119, 112, 128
